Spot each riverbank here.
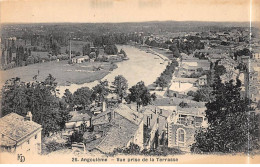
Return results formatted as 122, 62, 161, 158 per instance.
0, 60, 118, 89
0, 45, 168, 98
57, 45, 168, 96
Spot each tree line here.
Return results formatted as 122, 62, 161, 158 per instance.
155, 60, 179, 90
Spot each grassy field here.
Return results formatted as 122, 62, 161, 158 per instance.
0, 60, 116, 88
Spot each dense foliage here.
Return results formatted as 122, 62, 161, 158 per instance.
155, 60, 178, 90
112, 75, 128, 102
1, 75, 71, 136
104, 44, 118, 55
126, 81, 156, 111
191, 76, 259, 153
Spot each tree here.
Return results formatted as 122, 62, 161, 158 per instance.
83, 44, 91, 56
214, 64, 226, 77
92, 81, 109, 105
70, 130, 84, 143
191, 78, 259, 153
104, 44, 118, 55
1, 76, 71, 136
50, 41, 60, 56
62, 89, 74, 110
1, 50, 6, 66
187, 90, 197, 97
73, 87, 93, 109
112, 75, 128, 102
169, 44, 180, 58
89, 52, 96, 59
119, 49, 127, 58
127, 81, 156, 111
179, 101, 189, 108
193, 86, 213, 102
155, 75, 168, 90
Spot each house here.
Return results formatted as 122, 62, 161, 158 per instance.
198, 75, 207, 86
0, 112, 42, 154
179, 59, 210, 75
167, 107, 208, 152
63, 110, 93, 137
71, 56, 89, 63
153, 97, 206, 112
142, 106, 160, 150
89, 104, 144, 153
237, 55, 250, 64
168, 77, 198, 97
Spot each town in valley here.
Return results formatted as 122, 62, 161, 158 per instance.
0, 21, 260, 158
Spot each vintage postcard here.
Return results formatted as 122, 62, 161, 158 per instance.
0, 0, 260, 164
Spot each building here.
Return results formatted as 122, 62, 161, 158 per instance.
71, 56, 89, 64
167, 107, 207, 152
0, 112, 42, 154
142, 106, 160, 149
198, 75, 207, 86
63, 110, 93, 137
88, 104, 144, 153
168, 77, 198, 97
253, 52, 260, 60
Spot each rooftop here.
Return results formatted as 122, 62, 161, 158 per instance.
153, 97, 206, 108
0, 113, 41, 146
69, 110, 93, 122
95, 114, 140, 153
173, 77, 198, 83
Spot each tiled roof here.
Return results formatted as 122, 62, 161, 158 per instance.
114, 104, 143, 126
95, 114, 139, 153
89, 104, 144, 153
177, 107, 206, 116
69, 110, 93, 122
141, 107, 159, 127
153, 97, 206, 108
0, 113, 41, 146
173, 77, 198, 83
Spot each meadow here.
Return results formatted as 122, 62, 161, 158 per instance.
0, 60, 116, 88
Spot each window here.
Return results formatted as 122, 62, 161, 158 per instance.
177, 128, 185, 147
35, 134, 37, 139
27, 140, 30, 144
178, 115, 185, 125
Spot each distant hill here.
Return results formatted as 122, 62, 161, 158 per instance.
1, 21, 258, 39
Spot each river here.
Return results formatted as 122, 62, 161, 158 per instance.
57, 45, 169, 97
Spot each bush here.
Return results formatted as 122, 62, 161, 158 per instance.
104, 45, 118, 55
50, 56, 57, 61
26, 56, 35, 65
44, 141, 66, 153
69, 130, 84, 143
42, 56, 50, 62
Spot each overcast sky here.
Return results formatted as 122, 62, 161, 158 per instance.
0, 0, 259, 23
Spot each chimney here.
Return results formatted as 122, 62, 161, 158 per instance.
147, 117, 151, 127
102, 101, 106, 112
25, 111, 32, 121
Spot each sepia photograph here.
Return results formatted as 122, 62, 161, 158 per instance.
0, 0, 260, 164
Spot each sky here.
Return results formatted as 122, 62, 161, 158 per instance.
0, 0, 259, 23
